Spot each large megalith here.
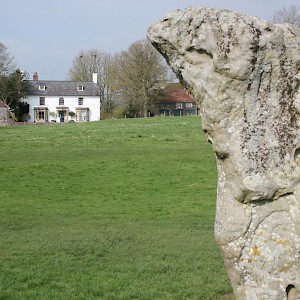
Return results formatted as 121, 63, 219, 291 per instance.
148, 7, 300, 299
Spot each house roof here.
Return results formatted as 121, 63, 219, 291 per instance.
27, 80, 99, 97
158, 82, 194, 103
166, 89, 194, 103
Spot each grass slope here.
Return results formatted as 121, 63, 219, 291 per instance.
0, 117, 232, 299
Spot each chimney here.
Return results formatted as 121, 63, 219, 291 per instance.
33, 72, 38, 80
92, 73, 97, 84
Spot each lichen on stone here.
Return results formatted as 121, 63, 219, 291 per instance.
148, 7, 300, 299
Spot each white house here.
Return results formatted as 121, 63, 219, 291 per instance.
22, 72, 100, 123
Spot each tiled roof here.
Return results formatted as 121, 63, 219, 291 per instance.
28, 80, 99, 96
166, 89, 194, 103
159, 83, 194, 103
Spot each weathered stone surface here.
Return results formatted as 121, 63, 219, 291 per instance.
148, 7, 300, 299
0, 100, 10, 126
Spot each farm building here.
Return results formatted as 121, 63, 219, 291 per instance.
156, 83, 199, 116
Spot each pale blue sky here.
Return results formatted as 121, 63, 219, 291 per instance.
1, 0, 297, 80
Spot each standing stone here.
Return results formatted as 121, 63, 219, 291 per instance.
148, 7, 300, 299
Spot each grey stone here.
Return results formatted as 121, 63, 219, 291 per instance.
148, 7, 300, 299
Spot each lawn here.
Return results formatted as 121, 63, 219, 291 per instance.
0, 116, 232, 299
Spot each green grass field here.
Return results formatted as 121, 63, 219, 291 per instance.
0, 116, 232, 299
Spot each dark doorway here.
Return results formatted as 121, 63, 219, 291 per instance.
58, 111, 65, 123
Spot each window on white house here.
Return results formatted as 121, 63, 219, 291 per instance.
77, 85, 84, 91
76, 109, 89, 122
176, 103, 183, 109
77, 111, 86, 121
59, 97, 64, 105
34, 107, 48, 122
38, 111, 45, 120
39, 97, 45, 105
78, 98, 84, 106
39, 85, 46, 90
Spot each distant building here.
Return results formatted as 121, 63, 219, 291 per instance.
156, 83, 199, 116
0, 100, 11, 125
21, 72, 100, 123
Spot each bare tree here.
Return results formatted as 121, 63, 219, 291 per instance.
114, 39, 171, 118
272, 4, 300, 27
68, 49, 118, 118
0, 42, 16, 76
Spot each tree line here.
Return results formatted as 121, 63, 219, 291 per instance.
0, 4, 299, 121
67, 40, 174, 119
